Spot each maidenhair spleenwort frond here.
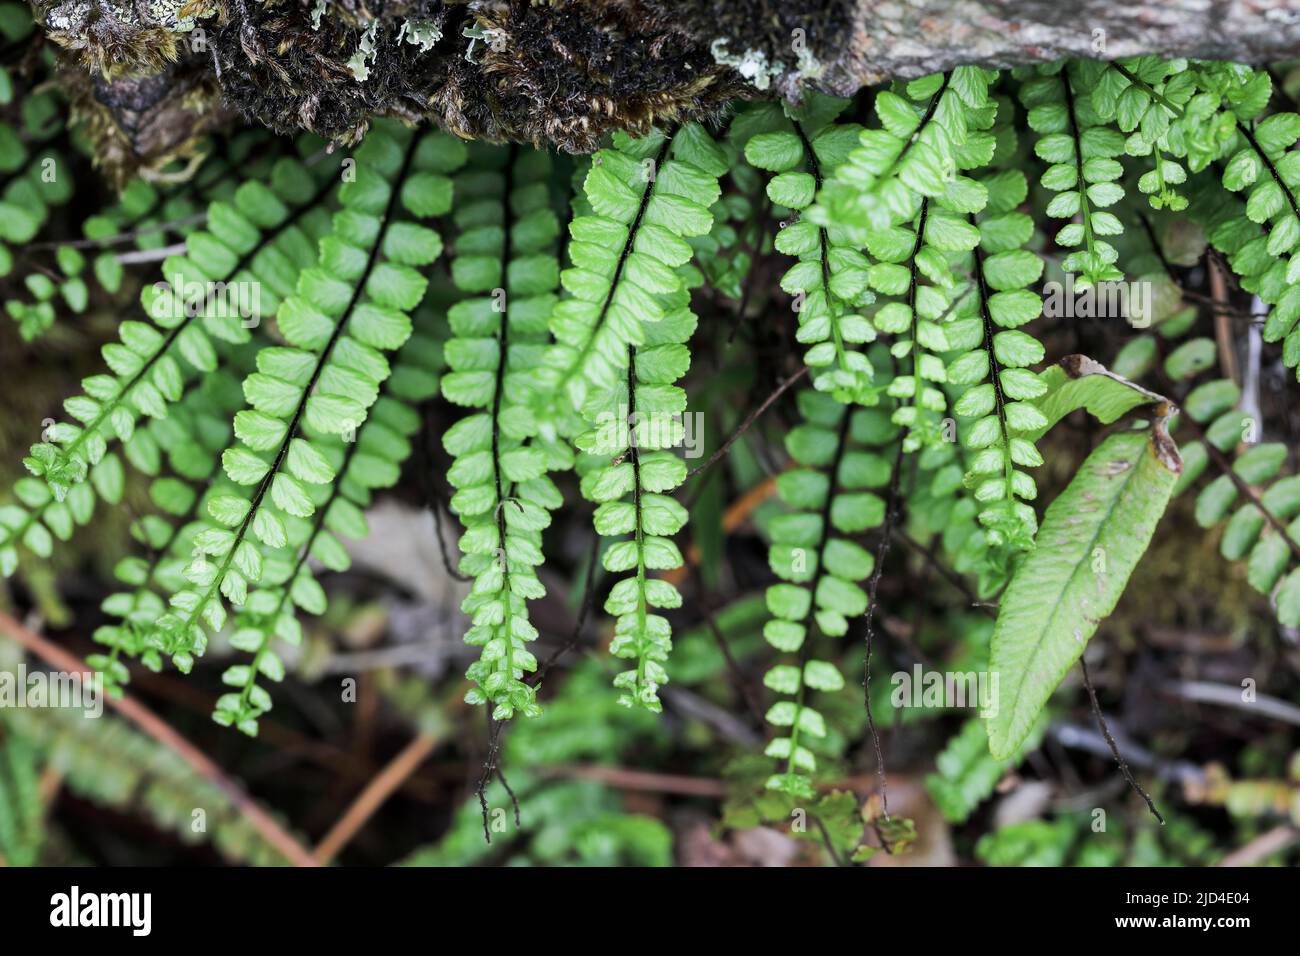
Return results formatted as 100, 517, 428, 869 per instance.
738, 97, 878, 405
945, 169, 1046, 553
0, 455, 121, 577
1075, 59, 1298, 332
1020, 57, 1233, 279
21, 153, 342, 501
1185, 159, 1300, 377
216, 305, 448, 734
1217, 112, 1300, 375
868, 200, 947, 448
1, 343, 261, 583
1083, 58, 1196, 211
763, 389, 897, 797
441, 144, 565, 720
564, 126, 727, 710
1020, 63, 1127, 286
89, 360, 253, 693
1164, 362, 1300, 628
862, 90, 1005, 449
900, 441, 1007, 594
539, 123, 727, 438
812, 67, 996, 242
575, 332, 692, 712
1131, 219, 1300, 626
148, 124, 462, 674
6, 131, 276, 341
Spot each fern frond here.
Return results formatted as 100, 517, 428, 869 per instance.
926, 716, 1044, 824
576, 332, 692, 711
0, 455, 120, 576
443, 144, 565, 721
1219, 117, 1300, 356
812, 67, 997, 242
148, 125, 460, 675
89, 359, 254, 693
558, 124, 727, 710
216, 305, 448, 734
5, 131, 280, 340
21, 153, 342, 501
1170, 373, 1300, 626
762, 388, 897, 796
862, 89, 1006, 447
740, 98, 879, 405
1021, 63, 1127, 285
539, 123, 727, 433
945, 170, 1045, 552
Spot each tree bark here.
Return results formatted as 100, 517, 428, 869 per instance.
813, 1, 1300, 96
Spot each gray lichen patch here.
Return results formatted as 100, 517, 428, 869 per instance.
398, 17, 442, 53
146, 0, 194, 31
347, 19, 381, 82
709, 39, 783, 92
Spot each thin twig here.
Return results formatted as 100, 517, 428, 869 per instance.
1162, 679, 1300, 727
428, 498, 471, 582
684, 366, 808, 482
533, 534, 600, 685
321, 641, 453, 674
475, 535, 601, 842
475, 712, 514, 842
541, 764, 727, 797
30, 213, 208, 251
114, 241, 189, 265
1218, 824, 1299, 867
1048, 721, 1205, 786
312, 731, 441, 864
496, 764, 521, 828
1079, 657, 1165, 824
700, 604, 765, 730
1133, 212, 1257, 321
1208, 257, 1241, 385
662, 685, 761, 745
892, 528, 994, 616
420, 407, 471, 582
0, 611, 319, 866
810, 813, 851, 867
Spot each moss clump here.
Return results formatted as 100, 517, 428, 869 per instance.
35, 0, 857, 178
458, 0, 743, 150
